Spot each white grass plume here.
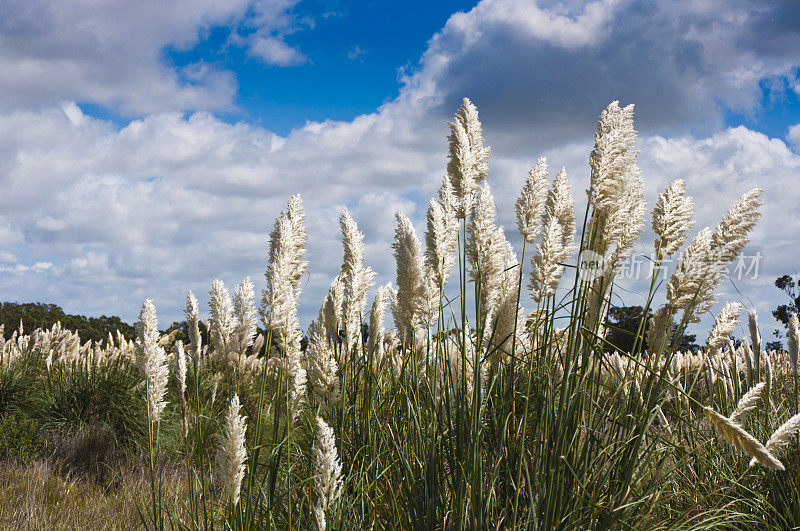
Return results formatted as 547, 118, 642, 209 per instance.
339, 209, 376, 350
515, 157, 550, 244
313, 416, 343, 530
665, 228, 724, 322
367, 283, 391, 366
215, 394, 247, 506
703, 407, 783, 471
547, 168, 576, 252
307, 332, 340, 408
262, 196, 308, 355
135, 299, 169, 422
287, 346, 307, 425
425, 180, 458, 288
652, 178, 694, 257
209, 279, 234, 358
788, 312, 799, 368
646, 304, 675, 354
529, 218, 568, 302
393, 212, 433, 343
319, 274, 344, 347
232, 277, 257, 355
586, 101, 645, 274
712, 189, 762, 261
707, 302, 742, 352
467, 182, 519, 328
729, 382, 765, 425
175, 340, 188, 438
747, 307, 761, 359
765, 412, 800, 454
446, 97, 491, 218
185, 290, 202, 360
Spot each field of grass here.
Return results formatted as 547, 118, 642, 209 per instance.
1, 99, 799, 529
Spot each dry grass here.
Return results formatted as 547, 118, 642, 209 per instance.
0, 458, 183, 530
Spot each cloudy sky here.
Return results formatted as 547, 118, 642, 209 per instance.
1, 0, 798, 343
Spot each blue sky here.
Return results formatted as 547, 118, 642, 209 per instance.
1, 0, 800, 344
97, 0, 478, 133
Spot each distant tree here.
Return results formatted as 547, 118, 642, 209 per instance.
604, 305, 699, 354
766, 340, 784, 351
773, 274, 800, 327
0, 301, 136, 343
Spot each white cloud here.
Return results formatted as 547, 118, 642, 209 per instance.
233, 0, 309, 66
787, 122, 800, 150
0, 0, 799, 341
404, 0, 800, 150
347, 45, 365, 61
0, 0, 306, 114
249, 36, 307, 66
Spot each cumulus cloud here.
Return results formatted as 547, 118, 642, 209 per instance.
0, 0, 307, 115
232, 0, 309, 66
0, 0, 799, 340
406, 0, 800, 150
787, 122, 800, 150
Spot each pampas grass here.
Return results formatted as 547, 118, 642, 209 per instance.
5, 97, 797, 530
652, 178, 694, 257
135, 299, 168, 422
312, 417, 343, 531
764, 411, 800, 454
730, 382, 765, 425
215, 394, 247, 506
704, 407, 783, 471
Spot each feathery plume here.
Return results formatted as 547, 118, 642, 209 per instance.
393, 212, 433, 343
339, 209, 376, 349
765, 352, 773, 401
135, 299, 169, 422
425, 181, 459, 288
646, 304, 674, 354
707, 302, 742, 352
215, 394, 248, 506
765, 412, 800, 454
652, 178, 694, 257
666, 190, 762, 323
515, 157, 550, 244
287, 347, 307, 424
583, 102, 645, 334
703, 407, 784, 470
209, 279, 234, 358
318, 274, 344, 347
747, 308, 761, 360
175, 340, 188, 438
467, 182, 519, 324
307, 332, 340, 408
788, 312, 799, 368
446, 98, 491, 218
313, 417, 343, 531
712, 189, 762, 261
529, 218, 569, 302
665, 228, 725, 322
268, 194, 308, 290
742, 341, 753, 389
185, 291, 202, 360
730, 382, 765, 425
367, 284, 391, 365
586, 101, 645, 275
232, 277, 257, 355
262, 196, 308, 355
547, 168, 576, 251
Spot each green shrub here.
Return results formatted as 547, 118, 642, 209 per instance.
0, 412, 41, 460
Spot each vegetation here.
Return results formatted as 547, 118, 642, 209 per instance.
1, 99, 799, 530
0, 302, 135, 343
603, 305, 699, 354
